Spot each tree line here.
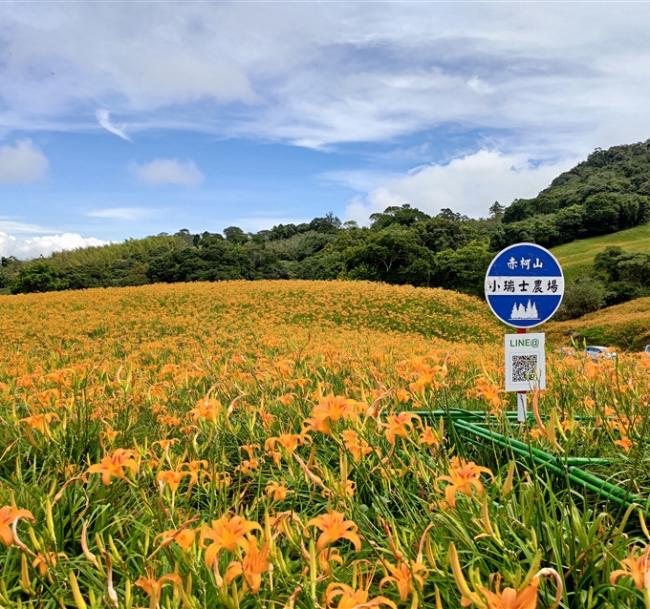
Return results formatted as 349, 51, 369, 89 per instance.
3, 139, 650, 319
0, 206, 502, 297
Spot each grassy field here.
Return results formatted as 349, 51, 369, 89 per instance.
552, 222, 650, 279
548, 295, 650, 351
0, 281, 648, 609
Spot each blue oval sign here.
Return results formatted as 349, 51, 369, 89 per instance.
484, 242, 564, 328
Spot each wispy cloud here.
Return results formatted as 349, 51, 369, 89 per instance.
0, 140, 48, 183
130, 159, 204, 187
95, 109, 131, 141
86, 207, 153, 220
1, 4, 649, 158
0, 218, 57, 234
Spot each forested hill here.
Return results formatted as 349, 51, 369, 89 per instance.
2, 140, 650, 314
494, 140, 650, 248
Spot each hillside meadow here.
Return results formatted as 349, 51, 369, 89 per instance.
0, 281, 648, 609
548, 296, 650, 352
552, 222, 650, 280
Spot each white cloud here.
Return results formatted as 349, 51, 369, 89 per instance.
96, 109, 131, 141
344, 150, 578, 222
0, 139, 48, 183
1, 4, 650, 158
0, 232, 107, 259
86, 207, 153, 220
130, 159, 204, 187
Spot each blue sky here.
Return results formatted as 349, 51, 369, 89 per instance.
2, 3, 650, 257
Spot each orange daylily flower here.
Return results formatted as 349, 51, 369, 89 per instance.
437, 457, 493, 508
265, 433, 307, 457
224, 535, 271, 594
476, 578, 540, 609
201, 514, 262, 568
17, 412, 59, 435
614, 436, 633, 452
610, 546, 650, 591
304, 395, 363, 435
189, 397, 222, 422
380, 559, 428, 602
135, 572, 181, 609
158, 527, 197, 551
0, 506, 35, 547
419, 425, 440, 447
318, 547, 344, 575
449, 543, 562, 609
383, 412, 420, 445
157, 469, 189, 494
306, 510, 362, 552
86, 448, 139, 485
183, 460, 208, 486
341, 429, 372, 462
326, 582, 397, 609
265, 481, 290, 502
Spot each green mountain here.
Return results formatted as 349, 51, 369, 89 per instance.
5, 139, 650, 303
494, 140, 650, 249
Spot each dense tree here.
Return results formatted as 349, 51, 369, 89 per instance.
489, 201, 505, 222
223, 226, 249, 244
369, 204, 430, 230
593, 246, 650, 305
556, 275, 607, 320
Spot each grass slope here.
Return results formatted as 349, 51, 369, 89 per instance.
552, 222, 650, 279
548, 295, 650, 351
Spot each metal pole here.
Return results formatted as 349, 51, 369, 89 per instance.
516, 327, 527, 423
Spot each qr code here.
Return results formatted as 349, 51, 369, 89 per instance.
512, 355, 538, 383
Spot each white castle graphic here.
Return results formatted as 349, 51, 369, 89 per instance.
510, 300, 539, 320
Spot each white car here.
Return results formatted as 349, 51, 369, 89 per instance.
585, 345, 616, 360
645, 345, 650, 358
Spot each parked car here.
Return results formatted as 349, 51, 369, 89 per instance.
585, 345, 617, 360
645, 345, 650, 358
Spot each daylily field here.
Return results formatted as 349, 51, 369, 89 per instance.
0, 280, 648, 609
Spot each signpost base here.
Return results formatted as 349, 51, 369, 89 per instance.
516, 393, 527, 423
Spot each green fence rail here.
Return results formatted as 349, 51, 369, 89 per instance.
415, 409, 649, 515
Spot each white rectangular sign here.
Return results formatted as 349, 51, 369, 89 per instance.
485, 276, 564, 296
505, 332, 546, 392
